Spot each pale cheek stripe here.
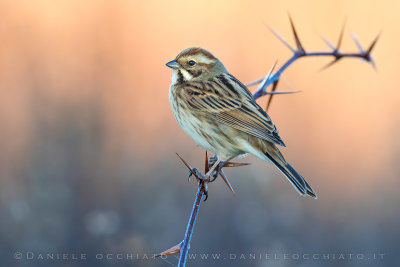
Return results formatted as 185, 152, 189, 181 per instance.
180, 69, 193, 81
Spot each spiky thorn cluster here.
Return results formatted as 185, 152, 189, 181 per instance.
248, 15, 380, 111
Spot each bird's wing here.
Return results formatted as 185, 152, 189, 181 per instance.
183, 74, 285, 147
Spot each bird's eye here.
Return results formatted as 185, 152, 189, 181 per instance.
188, 60, 196, 66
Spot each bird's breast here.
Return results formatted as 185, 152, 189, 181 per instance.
169, 84, 214, 150
169, 84, 246, 157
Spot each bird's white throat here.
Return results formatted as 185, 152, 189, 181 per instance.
170, 69, 192, 84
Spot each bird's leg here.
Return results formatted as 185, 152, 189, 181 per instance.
208, 154, 219, 182
208, 154, 218, 170
204, 158, 222, 181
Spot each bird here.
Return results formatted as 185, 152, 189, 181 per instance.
166, 47, 316, 198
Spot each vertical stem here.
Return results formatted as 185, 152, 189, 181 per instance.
178, 181, 205, 267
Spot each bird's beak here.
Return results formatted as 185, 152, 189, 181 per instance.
166, 59, 179, 69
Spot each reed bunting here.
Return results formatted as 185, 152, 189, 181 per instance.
166, 47, 316, 198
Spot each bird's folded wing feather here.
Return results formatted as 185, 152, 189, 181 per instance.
183, 76, 285, 147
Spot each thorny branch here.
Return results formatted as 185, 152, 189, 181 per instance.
176, 153, 208, 266
157, 15, 379, 266
248, 15, 380, 110
156, 152, 248, 267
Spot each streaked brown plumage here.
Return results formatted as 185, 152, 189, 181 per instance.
167, 47, 316, 198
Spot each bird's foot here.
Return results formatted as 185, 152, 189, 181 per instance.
209, 161, 226, 182
188, 167, 215, 182
207, 155, 228, 182
186, 155, 230, 201
188, 162, 223, 183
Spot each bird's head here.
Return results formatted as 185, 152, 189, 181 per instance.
166, 47, 227, 83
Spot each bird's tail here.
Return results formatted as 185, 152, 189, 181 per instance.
263, 145, 317, 199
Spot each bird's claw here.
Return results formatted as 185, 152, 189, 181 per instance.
187, 168, 209, 201
209, 169, 219, 182
203, 183, 209, 201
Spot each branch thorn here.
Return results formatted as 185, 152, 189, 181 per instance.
219, 170, 235, 195
364, 32, 380, 70
258, 60, 278, 93
319, 58, 342, 71
321, 35, 336, 50
266, 80, 279, 111
223, 162, 251, 167
336, 18, 347, 52
204, 151, 209, 173
288, 14, 305, 53
351, 33, 365, 53
156, 241, 183, 257
266, 24, 296, 53
246, 78, 264, 87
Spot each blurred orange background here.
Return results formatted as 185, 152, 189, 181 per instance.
0, 1, 398, 266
